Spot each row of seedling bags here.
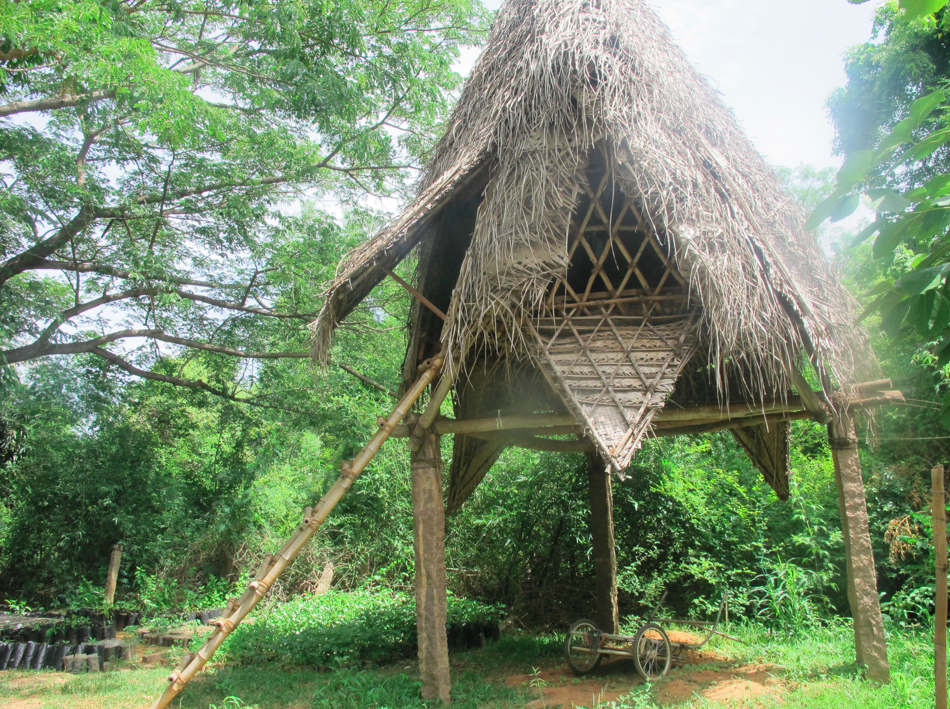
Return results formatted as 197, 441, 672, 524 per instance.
0, 641, 132, 671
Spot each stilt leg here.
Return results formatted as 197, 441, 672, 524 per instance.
828, 411, 890, 682
411, 423, 451, 703
146, 355, 445, 709
586, 451, 618, 634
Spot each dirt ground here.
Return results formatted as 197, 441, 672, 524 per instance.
507, 631, 785, 708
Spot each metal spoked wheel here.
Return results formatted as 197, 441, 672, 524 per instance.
633, 622, 671, 680
564, 619, 603, 675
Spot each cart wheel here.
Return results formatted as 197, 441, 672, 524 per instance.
564, 619, 603, 675
633, 622, 671, 680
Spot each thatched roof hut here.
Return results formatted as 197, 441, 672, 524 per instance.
313, 0, 871, 496
148, 4, 894, 705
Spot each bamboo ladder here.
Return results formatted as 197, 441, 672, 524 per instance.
147, 354, 446, 709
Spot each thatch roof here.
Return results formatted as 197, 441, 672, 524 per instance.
313, 0, 871, 405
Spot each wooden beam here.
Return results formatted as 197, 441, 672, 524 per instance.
381, 267, 447, 321
653, 411, 812, 437
787, 367, 831, 424
466, 431, 594, 453
381, 390, 903, 441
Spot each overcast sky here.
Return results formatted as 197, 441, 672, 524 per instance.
468, 0, 886, 170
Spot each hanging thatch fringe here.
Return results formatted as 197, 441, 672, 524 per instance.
311, 0, 874, 394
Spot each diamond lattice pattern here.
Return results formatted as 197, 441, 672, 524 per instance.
529, 144, 697, 470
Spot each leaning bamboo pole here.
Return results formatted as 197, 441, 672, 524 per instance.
147, 354, 445, 709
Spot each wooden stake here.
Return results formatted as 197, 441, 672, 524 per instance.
104, 544, 123, 607
147, 354, 445, 709
934, 464, 947, 709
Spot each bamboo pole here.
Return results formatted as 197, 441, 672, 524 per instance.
381, 267, 446, 321
934, 464, 947, 709
147, 354, 445, 709
787, 367, 831, 424
386, 390, 901, 442
104, 544, 123, 607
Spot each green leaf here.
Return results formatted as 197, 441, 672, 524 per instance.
910, 89, 946, 129
932, 295, 950, 335
861, 278, 896, 298
873, 215, 921, 258
906, 291, 936, 336
899, 0, 948, 21
836, 150, 876, 188
851, 219, 887, 246
864, 188, 912, 213
939, 395, 950, 429
857, 293, 889, 323
881, 298, 910, 338
805, 190, 851, 230
877, 118, 914, 153
830, 193, 861, 222
896, 128, 950, 164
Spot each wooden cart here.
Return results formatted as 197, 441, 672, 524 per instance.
564, 591, 729, 680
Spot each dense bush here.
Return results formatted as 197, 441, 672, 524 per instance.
222, 589, 502, 667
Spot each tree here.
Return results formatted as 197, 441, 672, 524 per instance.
0, 0, 487, 406
813, 1, 950, 422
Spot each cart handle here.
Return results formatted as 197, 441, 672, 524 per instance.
645, 590, 668, 623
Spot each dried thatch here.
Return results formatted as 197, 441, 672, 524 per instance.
313, 0, 873, 449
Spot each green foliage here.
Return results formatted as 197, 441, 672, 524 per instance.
222, 588, 502, 668
0, 0, 488, 405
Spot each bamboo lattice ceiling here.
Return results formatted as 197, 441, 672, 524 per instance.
528, 143, 698, 472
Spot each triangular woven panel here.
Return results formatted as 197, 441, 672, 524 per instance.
730, 420, 791, 500
529, 306, 697, 471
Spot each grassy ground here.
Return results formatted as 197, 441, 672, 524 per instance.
0, 624, 934, 708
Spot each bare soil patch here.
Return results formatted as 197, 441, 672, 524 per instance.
505, 631, 785, 708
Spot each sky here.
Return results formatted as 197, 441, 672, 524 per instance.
468, 0, 887, 171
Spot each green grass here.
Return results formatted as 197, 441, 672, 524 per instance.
587, 621, 934, 708
0, 623, 936, 709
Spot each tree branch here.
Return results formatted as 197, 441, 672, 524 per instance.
89, 347, 304, 413
4, 327, 309, 364
0, 90, 116, 118
30, 259, 232, 288
0, 206, 100, 288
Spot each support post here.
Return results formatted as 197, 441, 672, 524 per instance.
828, 410, 890, 682
933, 464, 947, 709
586, 451, 618, 634
410, 420, 451, 704
104, 544, 123, 607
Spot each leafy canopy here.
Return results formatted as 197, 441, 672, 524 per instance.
0, 0, 488, 405
816, 2, 950, 423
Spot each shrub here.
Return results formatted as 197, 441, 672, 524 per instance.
223, 589, 501, 668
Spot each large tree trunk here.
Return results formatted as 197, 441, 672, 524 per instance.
586, 451, 618, 634
828, 411, 890, 682
411, 427, 451, 703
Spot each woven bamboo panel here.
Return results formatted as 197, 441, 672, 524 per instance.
531, 141, 698, 471
530, 309, 697, 470
730, 421, 791, 500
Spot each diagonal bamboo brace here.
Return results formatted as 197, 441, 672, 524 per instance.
147, 353, 445, 709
